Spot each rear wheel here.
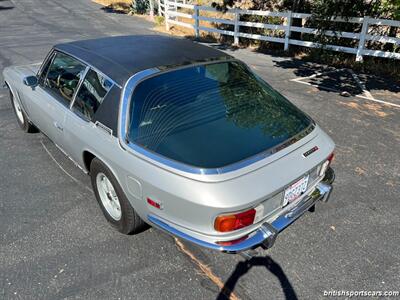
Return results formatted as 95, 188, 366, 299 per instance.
90, 158, 146, 234
9, 89, 37, 133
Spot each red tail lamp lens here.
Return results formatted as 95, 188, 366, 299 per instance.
147, 198, 161, 209
327, 152, 335, 165
214, 209, 256, 232
216, 235, 249, 246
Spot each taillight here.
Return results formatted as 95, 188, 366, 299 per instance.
327, 152, 335, 166
319, 152, 335, 176
216, 235, 248, 246
214, 208, 256, 232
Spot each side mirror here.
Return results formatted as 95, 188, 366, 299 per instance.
23, 76, 38, 88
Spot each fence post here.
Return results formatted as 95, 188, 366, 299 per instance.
165, 0, 170, 30
356, 16, 369, 62
284, 11, 292, 51
149, 0, 154, 20
233, 9, 240, 45
194, 5, 200, 38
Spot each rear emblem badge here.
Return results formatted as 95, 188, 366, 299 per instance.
303, 146, 319, 157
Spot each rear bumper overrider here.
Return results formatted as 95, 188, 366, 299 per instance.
148, 167, 335, 254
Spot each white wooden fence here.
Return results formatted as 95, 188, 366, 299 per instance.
159, 0, 400, 61
157, 0, 187, 16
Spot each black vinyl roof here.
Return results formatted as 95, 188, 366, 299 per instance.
54, 35, 232, 86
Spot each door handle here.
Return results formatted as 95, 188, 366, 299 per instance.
54, 121, 63, 131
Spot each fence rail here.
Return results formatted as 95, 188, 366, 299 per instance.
159, 0, 400, 61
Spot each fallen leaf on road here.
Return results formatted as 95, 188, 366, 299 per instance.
355, 167, 366, 176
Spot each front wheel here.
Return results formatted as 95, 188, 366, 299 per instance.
90, 158, 147, 234
9, 89, 37, 133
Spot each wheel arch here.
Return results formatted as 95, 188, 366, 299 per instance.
5, 80, 29, 118
4, 80, 15, 96
82, 150, 121, 184
82, 150, 96, 173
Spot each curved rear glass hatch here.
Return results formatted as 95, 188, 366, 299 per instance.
127, 61, 312, 169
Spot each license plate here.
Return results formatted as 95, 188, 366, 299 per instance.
283, 175, 309, 206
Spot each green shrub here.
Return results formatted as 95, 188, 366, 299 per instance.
154, 16, 165, 26
130, 0, 149, 14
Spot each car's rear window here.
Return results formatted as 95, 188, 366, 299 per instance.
127, 61, 311, 169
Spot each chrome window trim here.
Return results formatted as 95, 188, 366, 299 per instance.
118, 60, 315, 175
70, 67, 115, 122
40, 50, 117, 124
54, 48, 122, 89
37, 51, 56, 86
95, 121, 113, 136
40, 51, 87, 109
37, 50, 55, 79
70, 66, 90, 109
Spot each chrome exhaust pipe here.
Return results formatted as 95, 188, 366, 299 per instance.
318, 167, 335, 203
317, 182, 332, 203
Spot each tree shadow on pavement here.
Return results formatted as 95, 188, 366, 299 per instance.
184, 39, 241, 52
201, 41, 399, 99
274, 58, 400, 98
217, 256, 298, 300
100, 6, 127, 14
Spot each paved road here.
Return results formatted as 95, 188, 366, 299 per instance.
1, 0, 399, 299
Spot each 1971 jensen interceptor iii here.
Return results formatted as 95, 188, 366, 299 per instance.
3, 35, 335, 253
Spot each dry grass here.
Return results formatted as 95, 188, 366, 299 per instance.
154, 22, 230, 44
93, 0, 131, 5
154, 8, 236, 43
339, 101, 393, 118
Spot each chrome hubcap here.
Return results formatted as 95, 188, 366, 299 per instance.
96, 173, 121, 221
12, 93, 24, 123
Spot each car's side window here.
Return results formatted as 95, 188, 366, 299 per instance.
44, 52, 86, 106
38, 52, 55, 86
72, 69, 113, 120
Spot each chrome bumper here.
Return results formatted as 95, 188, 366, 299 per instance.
148, 168, 335, 254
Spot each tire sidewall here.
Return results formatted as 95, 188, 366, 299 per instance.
90, 159, 135, 233
9, 90, 29, 131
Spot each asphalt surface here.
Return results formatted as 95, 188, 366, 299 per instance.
1, 1, 399, 299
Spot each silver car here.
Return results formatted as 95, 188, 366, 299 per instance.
3, 35, 335, 254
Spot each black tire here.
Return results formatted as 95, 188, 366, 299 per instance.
9, 89, 38, 133
90, 158, 147, 234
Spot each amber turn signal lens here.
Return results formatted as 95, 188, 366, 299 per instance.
214, 215, 236, 232
214, 209, 256, 232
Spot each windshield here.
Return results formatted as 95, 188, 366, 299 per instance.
127, 61, 311, 169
